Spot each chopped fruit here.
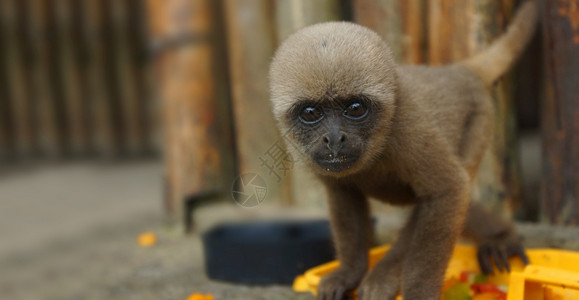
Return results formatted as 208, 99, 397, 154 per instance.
442, 271, 507, 300
459, 271, 476, 283
137, 232, 157, 247
472, 293, 504, 300
186, 293, 213, 300
473, 274, 488, 284
443, 282, 471, 300
443, 277, 461, 291
471, 283, 507, 296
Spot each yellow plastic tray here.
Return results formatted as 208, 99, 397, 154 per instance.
293, 244, 579, 299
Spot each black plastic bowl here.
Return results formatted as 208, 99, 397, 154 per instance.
202, 220, 335, 285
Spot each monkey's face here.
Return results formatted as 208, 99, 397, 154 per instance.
270, 22, 397, 177
284, 96, 384, 176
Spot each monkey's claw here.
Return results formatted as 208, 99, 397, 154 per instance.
477, 244, 529, 275
317, 268, 363, 300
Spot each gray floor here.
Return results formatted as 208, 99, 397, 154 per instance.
0, 162, 163, 257
0, 161, 311, 300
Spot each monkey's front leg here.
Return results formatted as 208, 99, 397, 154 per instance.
357, 208, 418, 299
400, 175, 470, 299
318, 184, 371, 300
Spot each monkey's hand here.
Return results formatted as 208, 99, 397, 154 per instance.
357, 259, 401, 300
477, 234, 529, 275
317, 267, 365, 300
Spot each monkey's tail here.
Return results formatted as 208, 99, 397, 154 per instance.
462, 1, 538, 85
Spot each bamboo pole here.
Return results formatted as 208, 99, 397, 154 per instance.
354, 0, 403, 61
353, 0, 426, 64
27, 0, 61, 157
50, 0, 88, 155
224, 0, 292, 205
100, 0, 124, 155
428, 0, 521, 217
15, 0, 40, 158
43, 0, 70, 156
540, 0, 579, 226
108, 0, 143, 155
147, 0, 232, 224
71, 0, 115, 157
0, 2, 13, 160
513, 16, 542, 221
127, 0, 157, 155
275, 0, 342, 41
1, 0, 33, 158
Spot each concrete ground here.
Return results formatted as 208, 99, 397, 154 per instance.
0, 161, 313, 300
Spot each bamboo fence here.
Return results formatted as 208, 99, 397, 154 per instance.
1, 0, 575, 227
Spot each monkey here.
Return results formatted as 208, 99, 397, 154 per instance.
269, 1, 537, 299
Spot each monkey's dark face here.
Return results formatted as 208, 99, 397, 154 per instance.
269, 22, 398, 177
285, 95, 383, 176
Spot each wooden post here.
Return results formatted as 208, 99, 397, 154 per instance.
107, 0, 144, 155
224, 0, 292, 205
70, 0, 115, 157
147, 0, 233, 225
0, 1, 13, 160
275, 0, 342, 41
1, 0, 33, 158
273, 0, 342, 208
100, 0, 123, 155
353, 0, 427, 64
513, 14, 543, 221
428, 0, 521, 217
49, 0, 88, 156
126, 0, 158, 155
540, 0, 579, 226
25, 0, 62, 158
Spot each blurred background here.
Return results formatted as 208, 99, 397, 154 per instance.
0, 0, 577, 299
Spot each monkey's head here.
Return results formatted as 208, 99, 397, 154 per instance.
270, 22, 398, 178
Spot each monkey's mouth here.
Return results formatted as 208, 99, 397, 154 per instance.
315, 155, 358, 173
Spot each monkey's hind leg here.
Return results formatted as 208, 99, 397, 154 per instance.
462, 202, 529, 274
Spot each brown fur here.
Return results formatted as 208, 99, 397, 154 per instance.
269, 2, 537, 299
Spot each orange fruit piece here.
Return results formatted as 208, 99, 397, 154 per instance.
186, 293, 213, 300
137, 232, 157, 247
442, 277, 460, 292
473, 292, 504, 300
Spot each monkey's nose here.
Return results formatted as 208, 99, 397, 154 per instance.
323, 132, 346, 152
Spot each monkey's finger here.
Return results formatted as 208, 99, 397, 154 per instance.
491, 248, 505, 272
477, 246, 494, 275
332, 287, 346, 300
321, 290, 333, 300
499, 248, 511, 272
508, 245, 530, 265
520, 251, 530, 265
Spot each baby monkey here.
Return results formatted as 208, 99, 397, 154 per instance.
269, 2, 537, 299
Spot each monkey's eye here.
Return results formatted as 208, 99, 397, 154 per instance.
343, 102, 368, 120
299, 106, 324, 124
